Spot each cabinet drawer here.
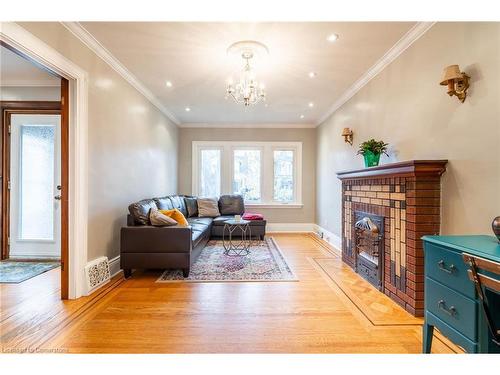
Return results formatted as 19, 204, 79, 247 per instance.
425, 277, 477, 340
425, 311, 478, 353
424, 241, 475, 298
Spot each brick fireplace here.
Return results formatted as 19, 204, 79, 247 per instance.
337, 160, 447, 316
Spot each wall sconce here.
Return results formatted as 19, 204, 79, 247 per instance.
341, 127, 353, 145
439, 64, 470, 103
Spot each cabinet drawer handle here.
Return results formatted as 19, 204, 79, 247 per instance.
437, 260, 456, 274
437, 299, 457, 317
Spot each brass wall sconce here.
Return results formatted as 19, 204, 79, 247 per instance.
440, 64, 470, 103
341, 128, 353, 145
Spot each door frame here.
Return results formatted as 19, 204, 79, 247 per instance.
1, 22, 89, 299
1, 104, 62, 259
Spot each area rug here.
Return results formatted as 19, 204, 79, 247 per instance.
0, 261, 60, 283
156, 237, 297, 283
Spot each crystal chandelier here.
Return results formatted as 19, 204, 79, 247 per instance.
225, 41, 268, 106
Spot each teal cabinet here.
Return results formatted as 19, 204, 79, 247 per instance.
422, 235, 500, 353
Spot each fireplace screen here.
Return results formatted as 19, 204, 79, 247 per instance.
354, 212, 384, 290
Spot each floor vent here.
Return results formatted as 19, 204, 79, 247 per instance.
84, 256, 110, 294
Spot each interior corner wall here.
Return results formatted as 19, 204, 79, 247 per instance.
316, 22, 500, 238
178, 127, 316, 224
0, 86, 61, 101
17, 22, 179, 262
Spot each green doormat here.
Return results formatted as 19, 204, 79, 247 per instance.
0, 261, 60, 283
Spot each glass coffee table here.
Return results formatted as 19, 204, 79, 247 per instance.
222, 219, 252, 256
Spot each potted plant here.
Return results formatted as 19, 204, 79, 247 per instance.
357, 139, 389, 167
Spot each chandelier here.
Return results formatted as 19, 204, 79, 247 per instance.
225, 40, 268, 106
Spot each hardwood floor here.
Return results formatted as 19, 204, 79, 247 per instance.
1, 234, 461, 353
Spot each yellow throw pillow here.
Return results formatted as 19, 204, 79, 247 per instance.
159, 209, 189, 227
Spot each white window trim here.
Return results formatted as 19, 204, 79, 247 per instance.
192, 141, 302, 207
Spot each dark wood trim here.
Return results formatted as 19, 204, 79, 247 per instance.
60, 78, 70, 299
0, 101, 61, 111
1, 101, 62, 261
336, 160, 448, 180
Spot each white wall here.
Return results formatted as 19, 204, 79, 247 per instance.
18, 22, 179, 261
0, 86, 60, 101
316, 22, 500, 238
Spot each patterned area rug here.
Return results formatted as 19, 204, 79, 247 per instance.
0, 261, 60, 283
156, 237, 297, 282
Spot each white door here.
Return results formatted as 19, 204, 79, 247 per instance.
9, 114, 61, 259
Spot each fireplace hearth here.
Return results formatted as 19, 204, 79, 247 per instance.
354, 212, 384, 290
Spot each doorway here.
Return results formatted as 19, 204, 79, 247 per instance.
9, 113, 61, 259
1, 43, 69, 299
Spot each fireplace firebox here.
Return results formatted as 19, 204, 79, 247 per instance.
354, 211, 384, 290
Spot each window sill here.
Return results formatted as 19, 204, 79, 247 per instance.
245, 203, 304, 209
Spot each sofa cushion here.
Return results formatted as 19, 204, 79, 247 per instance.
154, 196, 174, 210
197, 197, 221, 217
168, 195, 188, 217
218, 194, 245, 215
187, 217, 213, 226
128, 199, 158, 225
211, 215, 235, 226
149, 208, 177, 227
184, 196, 199, 217
192, 226, 210, 247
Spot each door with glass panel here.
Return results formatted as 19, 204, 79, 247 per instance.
9, 114, 61, 259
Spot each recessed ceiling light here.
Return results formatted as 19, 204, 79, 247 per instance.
327, 33, 339, 42
308, 102, 314, 108
166, 81, 173, 88
308, 72, 317, 78
300, 114, 305, 119
185, 107, 191, 112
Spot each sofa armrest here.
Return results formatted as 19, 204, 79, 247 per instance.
120, 225, 192, 253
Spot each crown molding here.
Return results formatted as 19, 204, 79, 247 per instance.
316, 22, 436, 126
61, 22, 180, 126
179, 122, 316, 129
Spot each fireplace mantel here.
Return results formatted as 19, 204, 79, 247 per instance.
337, 160, 448, 180
337, 159, 448, 316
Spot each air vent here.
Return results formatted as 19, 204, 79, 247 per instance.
84, 256, 111, 294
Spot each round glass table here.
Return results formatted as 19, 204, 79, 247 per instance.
222, 219, 252, 256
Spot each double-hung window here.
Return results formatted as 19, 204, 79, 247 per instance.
192, 141, 302, 207
199, 148, 221, 197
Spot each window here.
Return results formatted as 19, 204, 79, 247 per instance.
20, 125, 55, 240
273, 150, 294, 202
233, 149, 261, 202
193, 141, 302, 207
199, 149, 221, 197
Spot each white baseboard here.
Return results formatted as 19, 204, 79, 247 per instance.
313, 225, 342, 252
108, 255, 121, 277
266, 222, 316, 233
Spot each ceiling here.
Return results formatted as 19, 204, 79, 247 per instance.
0, 45, 60, 87
80, 22, 415, 125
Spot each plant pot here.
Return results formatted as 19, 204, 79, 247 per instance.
363, 151, 381, 167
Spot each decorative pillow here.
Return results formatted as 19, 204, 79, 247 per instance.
128, 199, 158, 225
149, 208, 177, 227
159, 208, 189, 227
184, 196, 199, 217
197, 197, 221, 218
218, 194, 245, 215
242, 212, 264, 221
